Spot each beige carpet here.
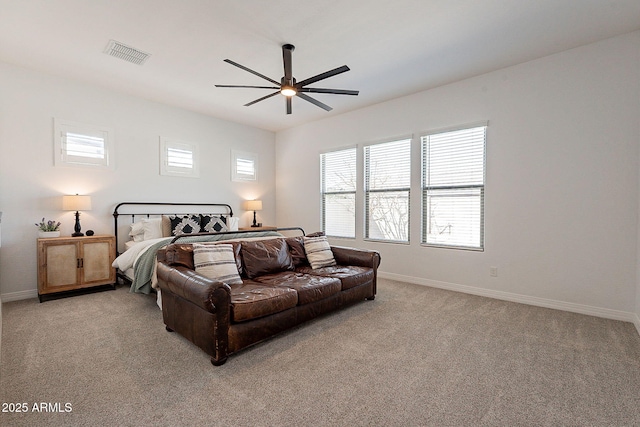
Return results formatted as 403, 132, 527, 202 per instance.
1, 279, 640, 426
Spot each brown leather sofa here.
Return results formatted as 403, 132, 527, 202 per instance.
156, 236, 381, 365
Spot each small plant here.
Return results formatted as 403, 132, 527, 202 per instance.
36, 218, 61, 232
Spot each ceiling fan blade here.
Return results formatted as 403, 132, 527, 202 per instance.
296, 65, 350, 88
216, 85, 279, 89
223, 59, 280, 85
296, 92, 332, 111
299, 88, 359, 96
244, 91, 280, 107
282, 44, 294, 81
286, 96, 292, 115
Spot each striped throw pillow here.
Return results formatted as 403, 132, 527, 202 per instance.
304, 235, 336, 269
193, 243, 242, 285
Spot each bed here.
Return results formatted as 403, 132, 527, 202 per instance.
111, 202, 302, 305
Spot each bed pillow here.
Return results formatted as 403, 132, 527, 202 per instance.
241, 238, 294, 279
227, 216, 239, 231
304, 235, 336, 269
142, 218, 164, 241
129, 221, 145, 242
161, 215, 172, 237
200, 214, 228, 233
169, 215, 201, 236
193, 243, 243, 285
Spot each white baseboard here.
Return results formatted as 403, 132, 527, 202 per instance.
378, 271, 639, 328
0, 289, 38, 302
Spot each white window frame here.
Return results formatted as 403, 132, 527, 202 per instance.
231, 150, 258, 181
320, 147, 357, 239
53, 119, 114, 169
421, 122, 487, 250
364, 138, 412, 243
160, 137, 199, 178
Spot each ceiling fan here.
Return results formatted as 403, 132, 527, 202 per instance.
215, 44, 359, 114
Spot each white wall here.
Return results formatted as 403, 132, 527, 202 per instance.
0, 62, 275, 299
276, 31, 640, 317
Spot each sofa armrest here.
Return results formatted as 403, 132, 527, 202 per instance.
156, 262, 231, 312
157, 261, 232, 365
330, 246, 381, 270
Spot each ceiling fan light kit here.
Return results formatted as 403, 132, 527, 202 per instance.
216, 43, 358, 114
280, 86, 296, 97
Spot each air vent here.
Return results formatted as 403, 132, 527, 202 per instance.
104, 40, 150, 65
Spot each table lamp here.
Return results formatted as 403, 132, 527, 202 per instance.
245, 200, 262, 227
63, 194, 92, 237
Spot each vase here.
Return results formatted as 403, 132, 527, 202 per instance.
38, 231, 61, 238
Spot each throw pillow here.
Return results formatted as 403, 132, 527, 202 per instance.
169, 215, 201, 236
193, 243, 243, 285
304, 235, 336, 269
200, 214, 228, 233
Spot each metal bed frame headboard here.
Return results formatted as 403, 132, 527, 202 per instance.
112, 202, 234, 256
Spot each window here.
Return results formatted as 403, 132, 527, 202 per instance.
54, 119, 114, 168
364, 138, 411, 242
421, 124, 486, 249
232, 150, 258, 181
321, 148, 356, 238
160, 138, 199, 177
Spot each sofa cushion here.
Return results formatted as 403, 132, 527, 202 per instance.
193, 243, 243, 285
304, 235, 337, 269
296, 265, 374, 291
254, 271, 342, 305
230, 281, 298, 322
241, 238, 294, 279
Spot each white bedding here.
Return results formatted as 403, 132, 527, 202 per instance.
112, 237, 170, 273
113, 237, 172, 309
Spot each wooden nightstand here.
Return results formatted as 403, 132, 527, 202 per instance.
238, 226, 277, 231
37, 235, 116, 302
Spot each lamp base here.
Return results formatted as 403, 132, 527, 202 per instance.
73, 211, 84, 237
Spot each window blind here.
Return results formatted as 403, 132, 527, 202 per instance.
167, 146, 193, 169
364, 139, 411, 242
321, 148, 356, 238
235, 158, 255, 177
64, 132, 106, 160
422, 125, 486, 249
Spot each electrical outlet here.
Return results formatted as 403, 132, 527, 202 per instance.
490, 267, 498, 277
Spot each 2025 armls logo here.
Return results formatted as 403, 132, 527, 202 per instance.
2, 402, 73, 413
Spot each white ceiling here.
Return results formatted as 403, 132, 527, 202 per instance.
1, 0, 639, 132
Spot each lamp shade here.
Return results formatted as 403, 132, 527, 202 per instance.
244, 200, 262, 211
63, 195, 92, 211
